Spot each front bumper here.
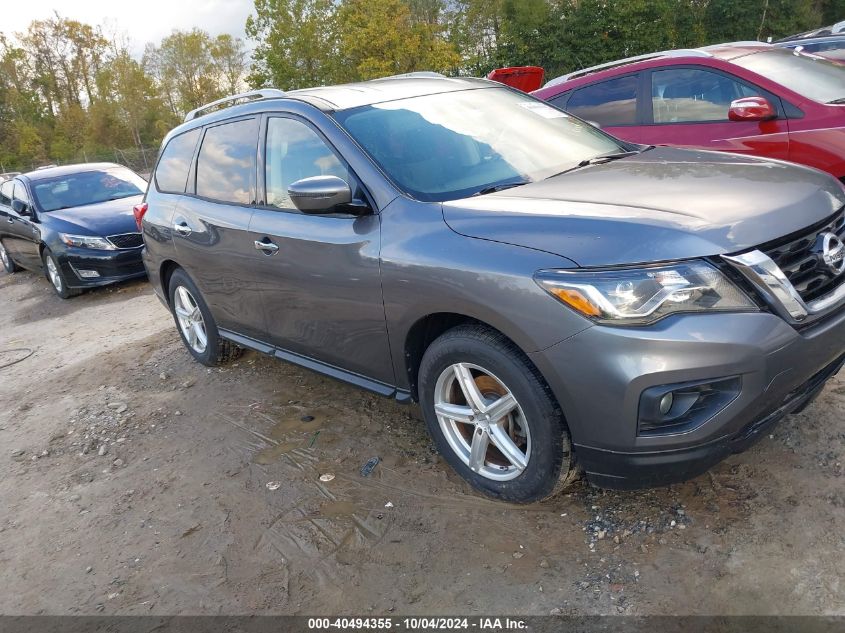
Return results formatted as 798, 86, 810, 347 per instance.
529, 308, 845, 489
59, 247, 147, 288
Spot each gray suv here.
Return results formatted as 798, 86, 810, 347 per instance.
140, 76, 845, 502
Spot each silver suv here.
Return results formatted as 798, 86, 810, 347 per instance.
139, 76, 845, 502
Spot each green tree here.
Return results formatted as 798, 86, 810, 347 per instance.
336, 0, 460, 80
246, 0, 340, 89
144, 29, 223, 115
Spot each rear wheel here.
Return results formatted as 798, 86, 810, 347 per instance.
168, 268, 242, 366
418, 325, 577, 503
0, 240, 20, 273
43, 249, 79, 299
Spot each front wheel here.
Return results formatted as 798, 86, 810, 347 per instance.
43, 250, 79, 299
418, 325, 577, 503
168, 268, 242, 366
0, 240, 20, 273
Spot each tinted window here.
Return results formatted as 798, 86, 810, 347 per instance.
196, 119, 258, 204
567, 76, 638, 126
734, 49, 845, 103
265, 118, 350, 210
155, 128, 201, 194
32, 168, 145, 212
0, 180, 12, 206
334, 88, 622, 202
651, 68, 760, 123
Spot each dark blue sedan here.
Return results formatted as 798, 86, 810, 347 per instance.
0, 163, 148, 298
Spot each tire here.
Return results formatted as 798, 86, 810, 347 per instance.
418, 325, 578, 503
0, 239, 20, 273
42, 249, 80, 299
168, 268, 242, 366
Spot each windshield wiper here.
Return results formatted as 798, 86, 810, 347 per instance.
470, 180, 531, 197
547, 149, 644, 180
827, 97, 845, 104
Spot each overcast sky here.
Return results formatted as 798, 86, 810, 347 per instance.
2, 0, 256, 55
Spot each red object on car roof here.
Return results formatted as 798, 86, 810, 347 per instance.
487, 66, 545, 92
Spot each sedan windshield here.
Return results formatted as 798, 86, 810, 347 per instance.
32, 167, 146, 212
333, 87, 624, 202
732, 48, 845, 104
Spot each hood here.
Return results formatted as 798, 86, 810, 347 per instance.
443, 147, 845, 267
41, 195, 143, 236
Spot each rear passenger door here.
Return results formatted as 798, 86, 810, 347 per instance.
248, 115, 393, 386
172, 116, 268, 340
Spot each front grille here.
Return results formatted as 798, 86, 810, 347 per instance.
108, 233, 144, 249
761, 208, 845, 303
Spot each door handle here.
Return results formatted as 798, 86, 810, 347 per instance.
7, 217, 13, 224
254, 239, 279, 254
173, 221, 192, 236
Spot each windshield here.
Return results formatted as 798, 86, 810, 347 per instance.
733, 48, 845, 103
333, 87, 624, 202
32, 167, 146, 212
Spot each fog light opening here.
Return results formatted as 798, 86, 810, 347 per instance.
659, 392, 674, 416
638, 376, 742, 436
77, 269, 101, 279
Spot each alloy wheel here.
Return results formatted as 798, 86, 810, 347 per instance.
0, 243, 9, 269
433, 362, 531, 481
46, 256, 63, 291
174, 285, 208, 353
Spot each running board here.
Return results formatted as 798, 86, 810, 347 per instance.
219, 328, 411, 403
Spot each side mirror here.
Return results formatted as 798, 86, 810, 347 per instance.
11, 199, 30, 216
729, 96, 777, 122
288, 176, 353, 214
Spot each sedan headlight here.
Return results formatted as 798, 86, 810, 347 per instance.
535, 261, 757, 326
59, 234, 115, 250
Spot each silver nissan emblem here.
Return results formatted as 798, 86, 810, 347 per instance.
821, 232, 845, 275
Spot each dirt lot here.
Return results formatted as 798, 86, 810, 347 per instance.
1, 267, 844, 616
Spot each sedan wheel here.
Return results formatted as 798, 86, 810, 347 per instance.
46, 255, 63, 292
434, 362, 530, 481
173, 285, 208, 354
0, 241, 17, 273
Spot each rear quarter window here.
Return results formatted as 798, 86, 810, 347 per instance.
154, 128, 201, 194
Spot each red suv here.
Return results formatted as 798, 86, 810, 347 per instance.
533, 43, 845, 182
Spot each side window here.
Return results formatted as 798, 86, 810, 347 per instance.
651, 68, 762, 123
0, 180, 13, 206
13, 181, 30, 205
155, 128, 201, 194
264, 117, 351, 211
547, 91, 572, 110
566, 75, 638, 126
196, 118, 258, 204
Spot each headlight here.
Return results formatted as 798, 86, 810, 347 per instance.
535, 261, 757, 326
59, 234, 115, 250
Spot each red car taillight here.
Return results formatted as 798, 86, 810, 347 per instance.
133, 202, 148, 231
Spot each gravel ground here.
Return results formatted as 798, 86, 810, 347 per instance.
1, 268, 843, 615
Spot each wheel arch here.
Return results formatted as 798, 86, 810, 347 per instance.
159, 259, 181, 304
403, 313, 559, 409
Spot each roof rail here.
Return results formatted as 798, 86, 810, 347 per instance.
184, 89, 286, 122
702, 40, 768, 49
545, 49, 712, 87
379, 71, 447, 80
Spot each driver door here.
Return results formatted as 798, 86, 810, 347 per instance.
248, 115, 394, 386
5, 180, 42, 269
